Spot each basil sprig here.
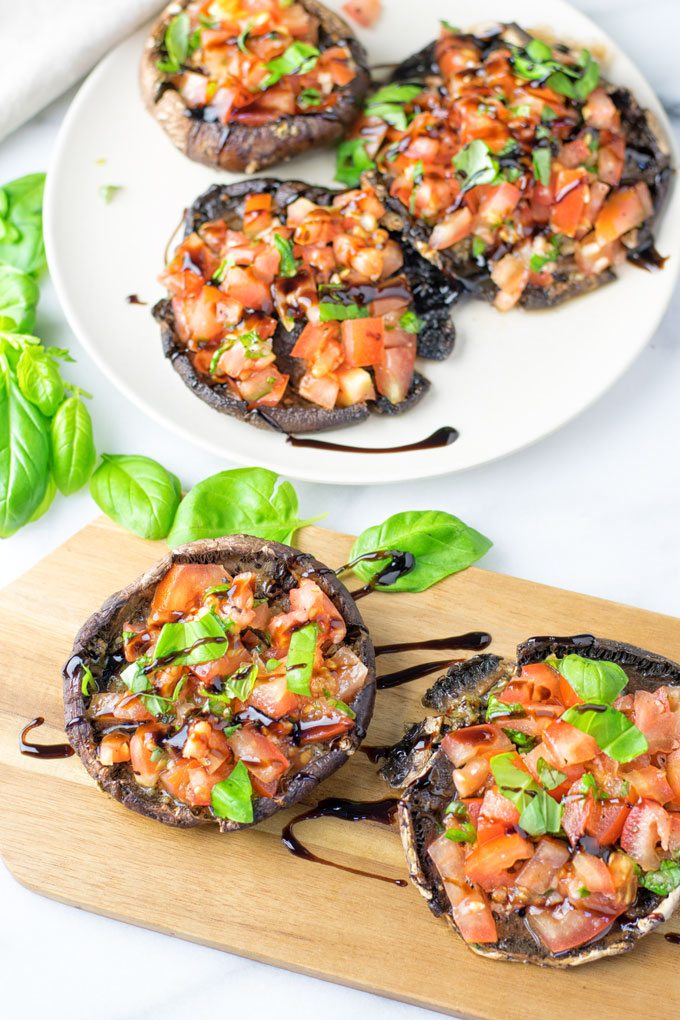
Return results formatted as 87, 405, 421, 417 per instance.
552, 654, 629, 705
491, 752, 563, 836
211, 759, 254, 823
444, 820, 477, 843
519, 788, 563, 836
511, 38, 600, 102
261, 42, 319, 90
286, 622, 318, 696
561, 705, 648, 763
365, 82, 423, 131
157, 12, 201, 74
334, 138, 375, 188
349, 510, 492, 593
90, 454, 182, 541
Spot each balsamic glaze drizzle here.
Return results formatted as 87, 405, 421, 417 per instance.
281, 796, 406, 886
19, 718, 74, 759
350, 551, 416, 601
286, 426, 459, 454
125, 293, 147, 305
665, 933, 680, 945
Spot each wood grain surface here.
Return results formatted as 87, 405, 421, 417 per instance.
1, 518, 679, 1019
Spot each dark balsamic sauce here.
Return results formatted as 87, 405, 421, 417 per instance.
285, 426, 459, 454
375, 631, 492, 656
125, 294, 147, 305
350, 551, 416, 601
281, 796, 406, 886
358, 744, 391, 763
378, 658, 464, 689
142, 633, 229, 673
20, 718, 75, 759
665, 933, 680, 945
627, 244, 667, 271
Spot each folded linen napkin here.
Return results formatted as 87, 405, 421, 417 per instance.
0, 0, 165, 143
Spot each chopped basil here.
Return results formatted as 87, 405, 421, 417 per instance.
535, 124, 553, 141
150, 746, 166, 763
212, 255, 234, 284
441, 20, 460, 32
210, 330, 268, 373
640, 859, 680, 897
490, 752, 540, 793
266, 657, 281, 671
99, 185, 122, 204
237, 19, 253, 53
156, 13, 200, 74
536, 757, 567, 791
577, 885, 591, 898
453, 139, 502, 193
153, 610, 230, 668
222, 724, 242, 738
319, 301, 369, 322
472, 236, 486, 260
511, 40, 599, 102
486, 694, 526, 721
334, 138, 375, 188
119, 659, 165, 717
298, 87, 323, 108
286, 622, 318, 696
80, 663, 97, 697
503, 728, 537, 751
444, 821, 477, 843
365, 82, 423, 132
324, 695, 356, 719
398, 309, 422, 334
261, 42, 319, 90
529, 235, 562, 273
553, 654, 628, 705
561, 705, 648, 763
519, 788, 563, 836
509, 103, 531, 118
211, 759, 254, 823
527, 38, 553, 63
445, 800, 469, 819
204, 582, 233, 596
272, 233, 299, 278
221, 663, 258, 702
575, 50, 600, 101
541, 105, 556, 121
577, 772, 607, 799
532, 146, 552, 186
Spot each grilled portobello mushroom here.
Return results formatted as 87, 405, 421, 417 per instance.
381, 634, 680, 966
349, 22, 672, 310
154, 178, 460, 433
64, 535, 375, 830
140, 0, 370, 173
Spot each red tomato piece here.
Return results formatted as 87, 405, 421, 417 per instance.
442, 725, 514, 767
624, 765, 674, 805
453, 756, 491, 798
465, 833, 534, 890
620, 799, 672, 871
594, 182, 653, 244
228, 725, 289, 796
550, 169, 587, 238
291, 321, 341, 360
430, 208, 473, 250
373, 346, 415, 404
130, 723, 165, 788
341, 0, 381, 28
526, 903, 616, 953
341, 317, 385, 368
151, 563, 228, 620
427, 835, 498, 944
336, 367, 376, 406
515, 837, 570, 897
542, 720, 599, 767
98, 732, 131, 766
298, 372, 340, 409
248, 675, 305, 720
631, 688, 677, 754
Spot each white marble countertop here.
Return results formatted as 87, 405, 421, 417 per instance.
1, 2, 680, 1017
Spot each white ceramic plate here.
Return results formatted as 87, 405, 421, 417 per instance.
44, 0, 679, 485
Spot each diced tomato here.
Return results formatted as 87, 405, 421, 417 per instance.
542, 720, 599, 767
515, 837, 570, 896
624, 765, 673, 805
575, 231, 623, 276
527, 902, 616, 953
430, 208, 473, 250
191, 642, 252, 684
522, 745, 584, 799
490, 252, 530, 311
550, 169, 587, 238
479, 786, 520, 827
558, 673, 584, 708
564, 851, 637, 916
667, 748, 680, 803
442, 725, 514, 767
182, 720, 232, 774
453, 756, 491, 798
518, 663, 563, 702
228, 725, 289, 797
620, 799, 672, 871
341, 0, 381, 28
237, 367, 289, 407
222, 266, 273, 312
598, 138, 625, 187
248, 674, 305, 719
465, 833, 533, 890
328, 645, 369, 701
631, 688, 676, 754
243, 193, 273, 238
130, 723, 165, 788
341, 317, 385, 368
299, 706, 356, 745
290, 578, 347, 645
559, 133, 592, 169
562, 790, 593, 846
585, 799, 630, 846
476, 183, 521, 228
595, 182, 653, 244
373, 346, 415, 404
669, 815, 680, 856
461, 797, 484, 827
98, 731, 131, 766
427, 835, 498, 944
298, 372, 339, 409
336, 367, 376, 406
291, 321, 340, 360
583, 88, 621, 131
151, 563, 228, 620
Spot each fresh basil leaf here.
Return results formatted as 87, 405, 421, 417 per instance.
561, 705, 648, 763
640, 859, 680, 896
298, 87, 322, 108
286, 622, 318, 695
80, 664, 97, 697
51, 396, 97, 496
17, 347, 64, 415
532, 146, 552, 186
153, 611, 228, 667
272, 233, 299, 278
204, 583, 233, 597
0, 173, 46, 275
398, 309, 422, 334
28, 470, 56, 523
453, 139, 501, 193
529, 235, 561, 273
90, 453, 182, 540
486, 694, 525, 721
445, 800, 469, 819
211, 759, 254, 822
334, 138, 375, 188
365, 83, 423, 131
444, 821, 477, 844
349, 510, 492, 593
503, 728, 537, 751
319, 301, 369, 322
526, 38, 553, 63
547, 71, 576, 98
0, 354, 50, 536
261, 42, 319, 90
574, 51, 600, 101
501, 788, 534, 812
554, 654, 628, 705
325, 696, 356, 719
222, 663, 258, 701
157, 12, 194, 74
536, 757, 567, 791
472, 236, 486, 260
490, 752, 540, 793
0, 265, 40, 333
576, 772, 612, 800
519, 788, 563, 836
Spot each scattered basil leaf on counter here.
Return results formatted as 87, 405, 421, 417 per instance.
319, 301, 369, 322
17, 346, 64, 415
365, 82, 423, 131
349, 510, 492, 593
0, 353, 50, 537
561, 705, 648, 763
272, 233, 299, 278
167, 466, 321, 548
211, 759, 254, 823
0, 173, 46, 275
99, 185, 122, 204
519, 788, 563, 836
0, 265, 40, 333
90, 453, 182, 540
444, 821, 477, 844
640, 860, 680, 896
286, 622, 318, 695
51, 396, 97, 495
536, 757, 567, 790
28, 471, 56, 523
553, 654, 628, 705
261, 42, 319, 90
153, 610, 230, 667
334, 138, 375, 188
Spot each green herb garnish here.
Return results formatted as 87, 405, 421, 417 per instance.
286, 622, 318, 695
365, 82, 423, 131
272, 233, 299, 278
640, 859, 680, 897
398, 310, 422, 334
552, 654, 628, 705
211, 760, 254, 823
536, 757, 567, 790
561, 705, 648, 763
261, 42, 319, 90
334, 138, 375, 188
319, 301, 369, 322
157, 13, 201, 74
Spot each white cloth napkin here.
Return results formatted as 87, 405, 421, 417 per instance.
0, 0, 166, 142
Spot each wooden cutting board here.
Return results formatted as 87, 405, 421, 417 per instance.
1, 518, 679, 1019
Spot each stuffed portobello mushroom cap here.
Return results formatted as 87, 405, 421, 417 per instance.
363, 23, 672, 310
154, 178, 460, 433
381, 634, 680, 967
64, 535, 375, 831
140, 0, 371, 173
